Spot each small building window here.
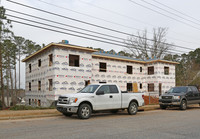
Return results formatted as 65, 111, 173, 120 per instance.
127, 65, 132, 74
164, 67, 169, 75
140, 83, 142, 89
38, 59, 41, 67
49, 79, 53, 91
29, 82, 31, 91
69, 54, 79, 67
49, 54, 53, 66
148, 66, 154, 75
29, 64, 31, 73
38, 100, 41, 106
148, 83, 154, 92
127, 83, 132, 92
38, 81, 41, 91
99, 62, 106, 72
140, 67, 142, 72
29, 99, 31, 105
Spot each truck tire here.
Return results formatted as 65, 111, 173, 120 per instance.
63, 112, 73, 117
160, 105, 167, 109
128, 101, 138, 115
78, 103, 92, 119
180, 100, 187, 110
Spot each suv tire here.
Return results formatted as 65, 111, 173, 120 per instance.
128, 101, 138, 115
160, 105, 167, 109
180, 100, 187, 110
78, 103, 92, 119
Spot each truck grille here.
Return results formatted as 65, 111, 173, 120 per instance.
162, 96, 173, 99
58, 96, 69, 104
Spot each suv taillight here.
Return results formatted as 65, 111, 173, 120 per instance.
142, 95, 144, 99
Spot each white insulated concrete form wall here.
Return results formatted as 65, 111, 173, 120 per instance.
24, 45, 176, 107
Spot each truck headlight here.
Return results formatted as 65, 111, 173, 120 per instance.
69, 97, 78, 103
159, 96, 162, 99
173, 96, 180, 99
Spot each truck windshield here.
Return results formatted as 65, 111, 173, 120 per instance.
168, 87, 187, 93
78, 85, 100, 93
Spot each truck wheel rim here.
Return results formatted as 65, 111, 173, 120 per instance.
130, 104, 136, 113
81, 107, 89, 117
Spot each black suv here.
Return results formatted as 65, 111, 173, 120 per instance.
159, 86, 200, 110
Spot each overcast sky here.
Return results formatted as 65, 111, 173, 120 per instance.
1, 0, 200, 89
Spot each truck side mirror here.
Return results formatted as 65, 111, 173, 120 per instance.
96, 91, 104, 95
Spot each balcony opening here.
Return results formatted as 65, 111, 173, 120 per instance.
148, 66, 154, 75
99, 62, 106, 72
69, 54, 79, 67
127, 83, 132, 92
164, 67, 169, 75
148, 83, 154, 92
127, 65, 132, 74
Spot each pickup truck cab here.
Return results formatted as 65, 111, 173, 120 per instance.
56, 84, 144, 119
159, 86, 200, 110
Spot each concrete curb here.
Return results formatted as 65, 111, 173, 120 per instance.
0, 105, 160, 120
0, 114, 62, 120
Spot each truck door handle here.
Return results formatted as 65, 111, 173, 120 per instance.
109, 95, 113, 98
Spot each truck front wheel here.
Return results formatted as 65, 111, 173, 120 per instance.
128, 101, 138, 115
78, 103, 92, 119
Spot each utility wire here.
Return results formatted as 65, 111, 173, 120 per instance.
129, 0, 200, 31
6, 14, 186, 54
37, 0, 144, 32
78, 0, 200, 45
6, 8, 125, 41
6, 0, 194, 51
139, 0, 200, 27
6, 9, 188, 54
2, 17, 185, 55
152, 0, 200, 23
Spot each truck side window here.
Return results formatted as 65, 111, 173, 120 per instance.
188, 87, 192, 92
109, 85, 119, 93
191, 86, 198, 93
97, 85, 110, 94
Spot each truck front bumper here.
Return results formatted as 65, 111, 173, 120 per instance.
56, 104, 78, 113
159, 99, 181, 106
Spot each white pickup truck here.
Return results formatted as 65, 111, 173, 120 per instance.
56, 84, 144, 119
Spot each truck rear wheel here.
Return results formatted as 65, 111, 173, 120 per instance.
128, 101, 138, 115
78, 103, 92, 119
180, 100, 187, 110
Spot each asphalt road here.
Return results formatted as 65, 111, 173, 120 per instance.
0, 107, 200, 139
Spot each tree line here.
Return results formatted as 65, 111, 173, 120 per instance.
0, 7, 41, 109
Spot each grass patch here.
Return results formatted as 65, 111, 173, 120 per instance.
9, 105, 55, 110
